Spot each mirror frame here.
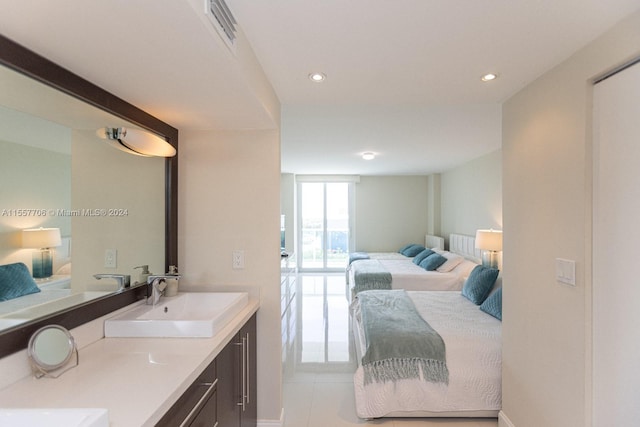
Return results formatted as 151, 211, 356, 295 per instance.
0, 34, 178, 358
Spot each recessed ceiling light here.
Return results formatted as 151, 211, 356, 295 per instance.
481, 73, 498, 82
362, 152, 375, 160
309, 72, 326, 82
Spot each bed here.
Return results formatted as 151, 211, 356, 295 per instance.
348, 234, 445, 264
347, 234, 483, 299
351, 289, 502, 419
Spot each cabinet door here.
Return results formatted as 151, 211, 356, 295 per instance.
217, 335, 241, 427
215, 314, 257, 427
240, 315, 257, 427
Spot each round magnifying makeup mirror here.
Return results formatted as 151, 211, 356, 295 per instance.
27, 324, 78, 378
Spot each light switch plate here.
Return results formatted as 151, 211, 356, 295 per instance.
556, 258, 576, 286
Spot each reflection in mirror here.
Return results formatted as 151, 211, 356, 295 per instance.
0, 34, 178, 360
27, 324, 78, 378
0, 59, 163, 330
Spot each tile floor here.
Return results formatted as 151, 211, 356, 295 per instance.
281, 273, 498, 427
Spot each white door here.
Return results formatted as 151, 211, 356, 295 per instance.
592, 60, 640, 425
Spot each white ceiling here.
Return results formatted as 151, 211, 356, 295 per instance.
1, 1, 639, 175
229, 0, 640, 175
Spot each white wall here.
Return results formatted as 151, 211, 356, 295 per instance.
280, 173, 296, 253
440, 149, 502, 241
592, 61, 640, 426
354, 175, 429, 251
501, 10, 640, 427
178, 129, 282, 423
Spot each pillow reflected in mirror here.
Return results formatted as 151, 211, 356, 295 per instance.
0, 262, 41, 301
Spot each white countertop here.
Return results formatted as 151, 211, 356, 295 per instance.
0, 298, 259, 427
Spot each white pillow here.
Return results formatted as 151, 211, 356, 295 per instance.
436, 252, 464, 272
450, 259, 478, 277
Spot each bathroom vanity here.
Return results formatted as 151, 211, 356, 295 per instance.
157, 313, 257, 427
0, 297, 259, 427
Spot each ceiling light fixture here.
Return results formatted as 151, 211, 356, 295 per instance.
96, 127, 176, 157
309, 72, 326, 83
362, 152, 375, 160
481, 73, 498, 82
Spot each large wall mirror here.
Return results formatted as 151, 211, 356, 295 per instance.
0, 34, 178, 358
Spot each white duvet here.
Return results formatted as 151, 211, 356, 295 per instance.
352, 291, 501, 418
347, 258, 475, 300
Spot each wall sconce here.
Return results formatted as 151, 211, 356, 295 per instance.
475, 229, 502, 269
96, 127, 176, 157
22, 228, 62, 279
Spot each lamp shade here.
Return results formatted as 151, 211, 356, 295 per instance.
475, 229, 503, 251
96, 127, 176, 157
22, 228, 62, 249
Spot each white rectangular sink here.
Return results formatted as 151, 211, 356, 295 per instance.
0, 408, 108, 427
104, 292, 249, 338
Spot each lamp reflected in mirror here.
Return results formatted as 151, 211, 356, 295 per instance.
22, 228, 61, 279
96, 127, 176, 157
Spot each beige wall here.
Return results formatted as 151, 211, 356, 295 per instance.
0, 140, 71, 269
501, 10, 640, 427
178, 129, 282, 423
354, 175, 429, 251
72, 130, 165, 291
440, 149, 502, 242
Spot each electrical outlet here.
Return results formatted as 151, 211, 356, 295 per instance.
232, 250, 244, 269
105, 249, 117, 268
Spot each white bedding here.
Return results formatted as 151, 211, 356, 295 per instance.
347, 258, 476, 301
352, 291, 501, 418
365, 252, 411, 261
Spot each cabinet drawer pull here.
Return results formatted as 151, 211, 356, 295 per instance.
179, 378, 218, 427
245, 332, 250, 406
237, 335, 247, 411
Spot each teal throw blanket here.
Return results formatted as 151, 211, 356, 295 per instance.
359, 289, 449, 385
353, 260, 392, 294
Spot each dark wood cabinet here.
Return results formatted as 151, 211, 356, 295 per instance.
156, 359, 218, 427
157, 314, 257, 427
218, 314, 257, 427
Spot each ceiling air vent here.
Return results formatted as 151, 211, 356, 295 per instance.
206, 0, 238, 52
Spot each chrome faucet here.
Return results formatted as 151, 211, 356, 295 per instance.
146, 275, 169, 305
93, 274, 131, 290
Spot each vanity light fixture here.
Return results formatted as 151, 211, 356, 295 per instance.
481, 73, 498, 82
475, 229, 503, 269
362, 152, 376, 160
309, 72, 326, 82
96, 127, 176, 157
22, 227, 61, 279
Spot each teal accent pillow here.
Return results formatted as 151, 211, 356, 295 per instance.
398, 244, 415, 254
403, 244, 426, 257
419, 253, 447, 271
0, 262, 41, 301
462, 265, 499, 305
480, 287, 502, 320
412, 249, 435, 265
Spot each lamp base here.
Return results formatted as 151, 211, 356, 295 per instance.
482, 251, 499, 269
32, 249, 53, 279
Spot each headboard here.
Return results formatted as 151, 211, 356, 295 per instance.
449, 233, 482, 264
425, 234, 445, 250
